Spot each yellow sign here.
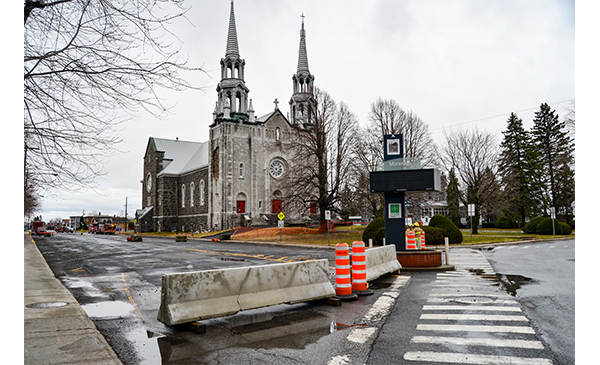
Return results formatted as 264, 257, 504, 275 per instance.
277, 212, 285, 220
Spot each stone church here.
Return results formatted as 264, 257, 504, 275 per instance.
137, 1, 317, 232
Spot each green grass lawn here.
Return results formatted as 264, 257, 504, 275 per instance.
124, 226, 573, 246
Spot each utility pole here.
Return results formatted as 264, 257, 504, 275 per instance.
124, 197, 128, 233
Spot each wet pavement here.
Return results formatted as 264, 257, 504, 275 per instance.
31, 233, 408, 364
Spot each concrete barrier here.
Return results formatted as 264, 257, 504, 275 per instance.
157, 259, 335, 326
364, 245, 402, 282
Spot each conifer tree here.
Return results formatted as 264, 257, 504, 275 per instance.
446, 168, 461, 227
531, 103, 575, 221
497, 113, 545, 226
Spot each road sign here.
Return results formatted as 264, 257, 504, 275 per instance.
325, 210, 331, 221
277, 212, 285, 220
468, 204, 475, 217
278, 220, 284, 229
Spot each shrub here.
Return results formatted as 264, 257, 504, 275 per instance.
373, 226, 386, 245
422, 226, 446, 245
523, 217, 545, 234
428, 214, 463, 243
362, 217, 385, 245
535, 218, 573, 235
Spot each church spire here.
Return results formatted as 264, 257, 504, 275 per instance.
214, 0, 250, 123
225, 0, 240, 58
290, 14, 316, 126
297, 14, 309, 73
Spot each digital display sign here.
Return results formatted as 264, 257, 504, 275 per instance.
370, 169, 441, 193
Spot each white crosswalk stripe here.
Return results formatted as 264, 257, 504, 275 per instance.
403, 248, 553, 364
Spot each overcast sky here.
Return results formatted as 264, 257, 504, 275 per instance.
33, 0, 579, 221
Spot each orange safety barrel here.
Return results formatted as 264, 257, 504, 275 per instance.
406, 230, 417, 250
335, 243, 352, 296
420, 230, 426, 249
351, 241, 368, 292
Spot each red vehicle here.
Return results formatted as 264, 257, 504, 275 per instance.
90, 219, 116, 234
32, 221, 46, 235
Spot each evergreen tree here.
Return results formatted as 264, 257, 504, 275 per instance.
531, 103, 575, 221
446, 168, 461, 227
497, 113, 544, 226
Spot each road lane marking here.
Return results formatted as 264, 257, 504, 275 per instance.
121, 273, 143, 321
417, 323, 536, 334
404, 351, 552, 364
411, 336, 544, 349
422, 305, 521, 312
420, 313, 528, 321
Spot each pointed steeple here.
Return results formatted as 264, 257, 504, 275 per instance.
215, 0, 250, 123
290, 14, 316, 126
225, 0, 240, 58
297, 14, 309, 73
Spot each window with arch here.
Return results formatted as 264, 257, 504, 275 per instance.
200, 180, 205, 206
190, 182, 195, 207
276, 127, 281, 141
181, 185, 186, 208
239, 163, 244, 178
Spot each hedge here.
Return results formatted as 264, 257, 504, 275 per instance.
421, 226, 446, 245
428, 214, 463, 243
523, 217, 546, 234
362, 217, 385, 245
535, 218, 573, 235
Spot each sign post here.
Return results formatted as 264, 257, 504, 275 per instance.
550, 207, 556, 235
468, 204, 475, 242
325, 210, 331, 246
277, 212, 285, 242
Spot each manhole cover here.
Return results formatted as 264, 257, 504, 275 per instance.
450, 296, 494, 304
26, 302, 68, 309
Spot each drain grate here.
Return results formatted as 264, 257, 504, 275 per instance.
26, 302, 68, 309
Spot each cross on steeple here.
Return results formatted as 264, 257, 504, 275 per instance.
274, 98, 279, 110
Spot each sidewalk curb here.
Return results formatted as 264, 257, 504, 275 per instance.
24, 233, 123, 365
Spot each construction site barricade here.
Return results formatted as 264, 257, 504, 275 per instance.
420, 230, 426, 249
335, 243, 352, 296
351, 241, 368, 292
157, 259, 335, 326
364, 245, 402, 282
406, 230, 417, 250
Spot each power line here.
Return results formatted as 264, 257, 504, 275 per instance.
431, 98, 574, 131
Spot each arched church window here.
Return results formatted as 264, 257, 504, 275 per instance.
239, 163, 244, 178
181, 185, 186, 208
200, 180, 205, 206
276, 127, 280, 141
190, 182, 195, 207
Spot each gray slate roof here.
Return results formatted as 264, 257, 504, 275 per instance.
152, 137, 208, 177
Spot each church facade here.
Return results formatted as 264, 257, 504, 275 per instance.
138, 1, 316, 232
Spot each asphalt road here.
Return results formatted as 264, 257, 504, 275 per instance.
33, 233, 410, 365
368, 244, 573, 364
33, 234, 574, 364
482, 239, 575, 365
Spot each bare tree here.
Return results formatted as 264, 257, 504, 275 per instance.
440, 127, 499, 233
366, 98, 437, 168
287, 88, 359, 222
24, 0, 203, 204
363, 98, 438, 220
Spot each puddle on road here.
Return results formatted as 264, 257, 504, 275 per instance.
468, 269, 538, 297
495, 274, 538, 296
153, 309, 333, 363
81, 301, 135, 319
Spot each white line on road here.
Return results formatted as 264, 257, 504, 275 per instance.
411, 335, 544, 349
420, 313, 528, 321
416, 324, 536, 334
403, 351, 552, 364
422, 305, 521, 312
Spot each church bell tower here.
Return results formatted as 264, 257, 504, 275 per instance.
214, 0, 250, 123
289, 15, 316, 127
